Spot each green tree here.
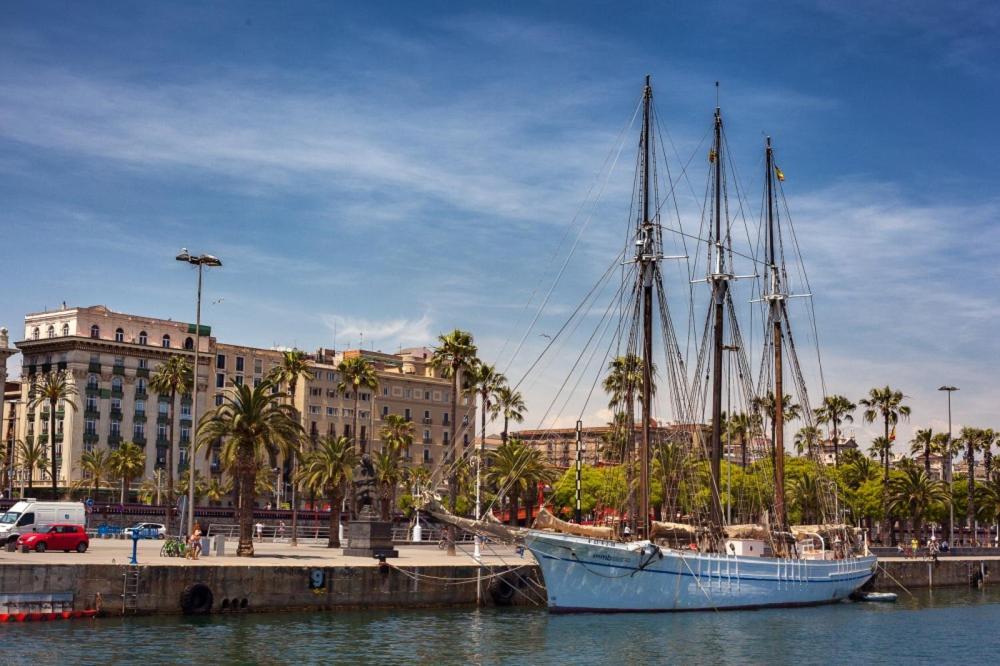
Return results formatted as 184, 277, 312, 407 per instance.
372, 448, 405, 520
269, 348, 315, 545
28, 370, 79, 493
492, 384, 526, 445
814, 395, 856, 467
860, 385, 911, 543
486, 437, 556, 526
197, 379, 303, 556
148, 355, 193, 529
725, 412, 754, 468
887, 467, 949, 542
379, 414, 415, 460
789, 471, 823, 524
958, 427, 986, 535
298, 435, 359, 547
109, 442, 146, 503
909, 429, 935, 477
203, 476, 232, 506
79, 449, 112, 501
430, 329, 478, 525
793, 425, 822, 457
752, 392, 803, 423
336, 356, 379, 454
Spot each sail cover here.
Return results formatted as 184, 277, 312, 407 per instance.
533, 507, 615, 540
421, 497, 521, 542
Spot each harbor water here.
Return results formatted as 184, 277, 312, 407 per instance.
4, 587, 998, 665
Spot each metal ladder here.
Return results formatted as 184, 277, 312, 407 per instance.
121, 566, 141, 614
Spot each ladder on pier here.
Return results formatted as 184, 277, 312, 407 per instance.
122, 566, 141, 615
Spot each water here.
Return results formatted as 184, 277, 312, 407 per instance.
5, 588, 999, 665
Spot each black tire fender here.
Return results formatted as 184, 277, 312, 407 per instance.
488, 573, 519, 606
180, 583, 214, 615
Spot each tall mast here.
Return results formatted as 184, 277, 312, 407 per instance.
766, 136, 788, 533
638, 74, 653, 538
707, 98, 726, 529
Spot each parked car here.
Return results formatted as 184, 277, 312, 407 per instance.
124, 522, 167, 539
17, 524, 89, 553
0, 500, 87, 545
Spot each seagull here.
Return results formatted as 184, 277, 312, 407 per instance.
212, 298, 225, 305
539, 333, 552, 340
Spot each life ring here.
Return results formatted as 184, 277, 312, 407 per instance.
180, 583, 214, 615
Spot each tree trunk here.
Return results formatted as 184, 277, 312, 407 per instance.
165, 390, 176, 535
49, 399, 58, 494
740, 434, 747, 468
353, 391, 361, 454
925, 442, 931, 477
290, 377, 299, 547
508, 492, 519, 527
502, 415, 509, 445
328, 488, 343, 548
833, 419, 840, 467
236, 448, 255, 556
447, 367, 459, 556
882, 417, 893, 545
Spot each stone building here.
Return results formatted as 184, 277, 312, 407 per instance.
513, 422, 704, 469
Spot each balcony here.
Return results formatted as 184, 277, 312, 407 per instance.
110, 389, 124, 399
88, 362, 101, 373
134, 413, 147, 423
157, 415, 171, 425
109, 408, 123, 420
25, 365, 36, 376
422, 437, 432, 444
83, 432, 99, 444
136, 367, 149, 378
133, 436, 146, 447
156, 436, 170, 447
422, 418, 433, 425
38, 434, 48, 445
41, 363, 51, 374
57, 361, 68, 371
179, 417, 193, 427
112, 365, 126, 376
85, 386, 100, 396
135, 388, 148, 399
108, 434, 122, 447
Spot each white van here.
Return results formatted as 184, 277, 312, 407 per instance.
0, 500, 87, 544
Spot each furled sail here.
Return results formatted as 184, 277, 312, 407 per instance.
533, 507, 615, 540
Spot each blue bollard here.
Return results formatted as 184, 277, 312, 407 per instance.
129, 530, 140, 565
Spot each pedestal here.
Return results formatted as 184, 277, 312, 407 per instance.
343, 506, 399, 558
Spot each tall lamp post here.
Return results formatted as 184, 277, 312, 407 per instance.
176, 249, 222, 537
939, 385, 959, 546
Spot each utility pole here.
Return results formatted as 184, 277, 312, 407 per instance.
939, 385, 959, 545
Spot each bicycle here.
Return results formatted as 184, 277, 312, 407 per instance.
160, 537, 187, 558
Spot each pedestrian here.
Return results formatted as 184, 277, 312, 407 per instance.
255, 522, 264, 542
911, 537, 918, 558
187, 522, 202, 560
278, 521, 286, 542
623, 524, 631, 540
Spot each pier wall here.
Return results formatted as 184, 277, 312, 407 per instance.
873, 558, 995, 591
0, 562, 543, 616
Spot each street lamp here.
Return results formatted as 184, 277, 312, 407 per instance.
939, 385, 958, 545
176, 249, 222, 536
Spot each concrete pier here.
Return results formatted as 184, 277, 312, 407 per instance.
0, 540, 542, 616
873, 556, 997, 591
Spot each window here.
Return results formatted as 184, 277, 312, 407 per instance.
216, 373, 225, 388
443, 431, 450, 444
86, 396, 98, 411
136, 378, 146, 393
255, 359, 264, 375
180, 403, 191, 417
85, 419, 97, 435
90, 325, 99, 339
423, 449, 430, 463
443, 413, 450, 425
235, 356, 244, 372
327, 407, 336, 416
424, 410, 430, 420
161, 334, 170, 348
32, 327, 39, 340
110, 420, 121, 436
310, 388, 322, 397
61, 324, 69, 336
463, 433, 469, 445
158, 401, 169, 415
138, 331, 147, 345
324, 371, 333, 381
383, 387, 390, 397
382, 406, 389, 417
185, 337, 194, 350
404, 408, 411, 421
115, 328, 124, 342
114, 356, 124, 367
404, 388, 412, 399
309, 405, 320, 415
179, 448, 189, 466
254, 377, 262, 387
90, 353, 100, 364
361, 392, 370, 402
111, 377, 123, 392
135, 399, 145, 415
134, 423, 145, 439
423, 429, 430, 441
111, 397, 122, 411
215, 394, 224, 407
46, 325, 54, 338
424, 391, 431, 400
234, 375, 243, 387
216, 354, 226, 369
157, 424, 168, 439
138, 358, 148, 369
180, 426, 191, 443
87, 375, 99, 390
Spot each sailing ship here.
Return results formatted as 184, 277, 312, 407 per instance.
521, 77, 876, 612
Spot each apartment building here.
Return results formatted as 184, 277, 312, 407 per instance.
13, 305, 476, 490
514, 422, 708, 469
15, 305, 214, 486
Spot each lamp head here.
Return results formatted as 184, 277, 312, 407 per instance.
938, 386, 959, 392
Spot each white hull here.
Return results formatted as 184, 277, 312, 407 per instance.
524, 531, 877, 612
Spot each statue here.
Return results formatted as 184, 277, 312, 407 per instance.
344, 453, 398, 558
353, 454, 377, 517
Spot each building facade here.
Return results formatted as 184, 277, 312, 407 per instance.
514, 422, 703, 469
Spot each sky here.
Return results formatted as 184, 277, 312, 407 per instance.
2, 1, 998, 453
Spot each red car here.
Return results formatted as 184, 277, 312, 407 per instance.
18, 525, 89, 553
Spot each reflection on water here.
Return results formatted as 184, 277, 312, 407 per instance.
5, 587, 1000, 665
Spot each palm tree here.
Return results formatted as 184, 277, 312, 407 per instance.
429, 329, 478, 517
298, 435, 359, 547
793, 425, 822, 457
379, 414, 415, 460
860, 385, 911, 544
176, 468, 206, 505
336, 356, 379, 454
981, 429, 997, 484
109, 442, 145, 503
16, 438, 47, 491
752, 392, 802, 423
269, 348, 314, 546
148, 355, 193, 530
485, 438, 556, 527
652, 441, 689, 520
725, 412, 753, 467
790, 472, 823, 524
909, 429, 935, 477
958, 426, 983, 538
373, 448, 405, 520
79, 449, 112, 501
814, 395, 856, 467
886, 467, 949, 543
843, 451, 879, 490
869, 436, 893, 466
197, 379, 303, 556
492, 385, 526, 445
468, 362, 505, 518
203, 476, 232, 506
28, 370, 79, 494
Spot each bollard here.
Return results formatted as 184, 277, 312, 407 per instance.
412, 522, 422, 543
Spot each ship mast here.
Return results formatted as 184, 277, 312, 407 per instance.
637, 75, 653, 538
765, 136, 788, 533
707, 98, 727, 530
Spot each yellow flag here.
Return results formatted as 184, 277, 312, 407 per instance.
708, 149, 717, 163
774, 166, 785, 181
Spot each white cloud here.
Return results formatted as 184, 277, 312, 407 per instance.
320, 312, 434, 350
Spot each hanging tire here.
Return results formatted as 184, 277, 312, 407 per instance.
180, 583, 214, 615
488, 573, 519, 606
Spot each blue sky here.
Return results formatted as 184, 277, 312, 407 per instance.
2, 1, 998, 450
